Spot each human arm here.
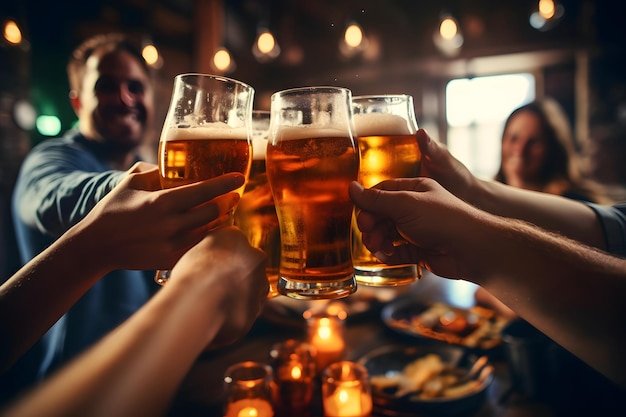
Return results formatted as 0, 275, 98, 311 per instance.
0, 166, 244, 371
1, 226, 268, 417
349, 178, 626, 387
416, 129, 607, 249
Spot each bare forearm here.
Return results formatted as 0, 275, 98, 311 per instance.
2, 274, 224, 417
469, 178, 606, 249
462, 213, 626, 387
0, 225, 107, 371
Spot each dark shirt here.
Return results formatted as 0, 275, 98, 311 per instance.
586, 202, 626, 257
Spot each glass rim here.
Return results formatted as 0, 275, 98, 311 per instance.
223, 360, 273, 383
352, 94, 413, 103
322, 360, 369, 379
271, 85, 352, 100
174, 72, 254, 92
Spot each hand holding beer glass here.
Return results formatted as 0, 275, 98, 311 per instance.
266, 87, 359, 299
351, 94, 422, 286
234, 110, 281, 297
155, 74, 254, 285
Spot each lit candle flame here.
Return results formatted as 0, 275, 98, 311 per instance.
237, 407, 259, 417
291, 365, 302, 380
338, 388, 349, 404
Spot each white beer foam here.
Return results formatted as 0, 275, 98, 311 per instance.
163, 123, 249, 141
273, 126, 350, 141
353, 113, 414, 136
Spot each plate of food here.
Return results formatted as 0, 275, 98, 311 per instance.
359, 344, 493, 416
381, 298, 510, 350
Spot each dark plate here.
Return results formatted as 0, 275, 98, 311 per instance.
358, 344, 493, 416
381, 298, 510, 351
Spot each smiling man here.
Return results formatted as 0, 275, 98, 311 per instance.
5, 33, 159, 403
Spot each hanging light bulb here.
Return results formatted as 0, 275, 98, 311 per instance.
344, 22, 363, 48
3, 19, 22, 45
530, 0, 564, 31
439, 17, 459, 40
252, 28, 280, 62
212, 47, 235, 73
433, 13, 463, 57
339, 20, 367, 58
141, 43, 163, 69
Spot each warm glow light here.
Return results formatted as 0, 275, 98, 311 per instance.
290, 365, 302, 380
318, 325, 331, 339
4, 20, 22, 45
539, 0, 555, 19
338, 388, 349, 404
344, 23, 363, 48
257, 31, 275, 54
213, 48, 232, 72
440, 17, 458, 40
237, 407, 259, 417
142, 44, 159, 66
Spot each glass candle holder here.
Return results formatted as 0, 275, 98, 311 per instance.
269, 339, 317, 415
322, 361, 373, 417
304, 303, 347, 373
223, 361, 275, 417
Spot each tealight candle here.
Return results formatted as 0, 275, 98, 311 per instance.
224, 398, 274, 417
223, 361, 275, 417
304, 304, 347, 373
269, 339, 316, 415
322, 361, 373, 417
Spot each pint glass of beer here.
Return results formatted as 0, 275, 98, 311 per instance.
234, 110, 281, 297
266, 87, 359, 299
155, 74, 255, 285
351, 94, 422, 286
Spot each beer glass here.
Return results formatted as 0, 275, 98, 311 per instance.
351, 94, 422, 286
155, 73, 255, 285
234, 110, 281, 297
266, 86, 359, 300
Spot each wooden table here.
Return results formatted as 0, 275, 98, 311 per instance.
166, 272, 618, 417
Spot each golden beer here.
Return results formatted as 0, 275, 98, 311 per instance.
158, 127, 251, 195
266, 133, 359, 297
352, 103, 422, 286
234, 113, 281, 297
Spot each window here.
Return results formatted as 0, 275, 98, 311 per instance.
446, 74, 535, 179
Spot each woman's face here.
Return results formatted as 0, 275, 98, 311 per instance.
501, 111, 549, 185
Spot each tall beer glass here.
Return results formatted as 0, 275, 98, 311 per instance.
352, 94, 422, 286
155, 74, 255, 285
234, 110, 281, 297
266, 87, 359, 299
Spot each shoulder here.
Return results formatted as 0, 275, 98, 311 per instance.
20, 132, 101, 169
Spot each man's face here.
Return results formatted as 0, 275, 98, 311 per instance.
76, 49, 154, 150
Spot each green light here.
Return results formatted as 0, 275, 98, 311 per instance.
36, 115, 62, 136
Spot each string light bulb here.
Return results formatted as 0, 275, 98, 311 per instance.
141, 43, 163, 69
433, 13, 463, 57
212, 47, 235, 73
344, 23, 363, 48
530, 0, 564, 31
3, 19, 22, 45
339, 20, 367, 58
252, 28, 280, 62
